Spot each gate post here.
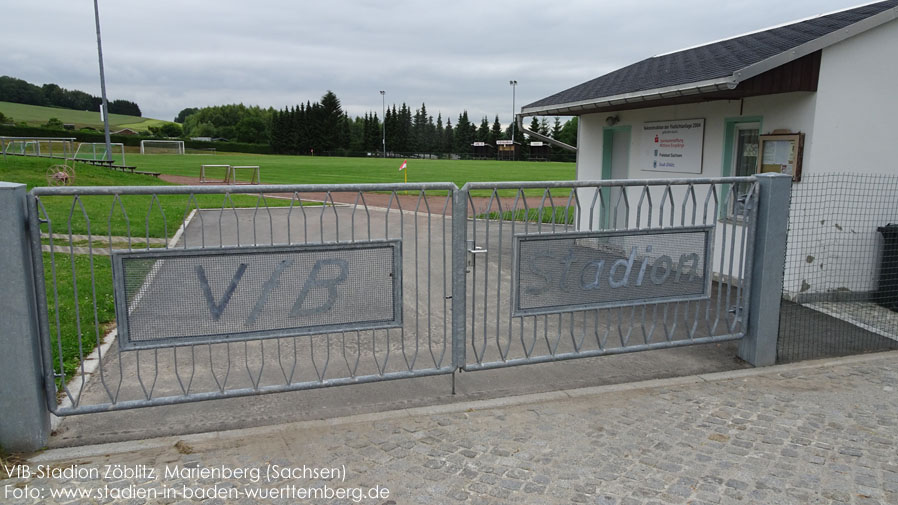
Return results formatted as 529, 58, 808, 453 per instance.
451, 185, 467, 369
738, 173, 791, 366
0, 182, 50, 452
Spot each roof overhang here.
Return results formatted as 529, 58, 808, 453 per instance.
521, 5, 898, 117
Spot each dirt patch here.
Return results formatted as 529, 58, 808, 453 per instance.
157, 175, 556, 217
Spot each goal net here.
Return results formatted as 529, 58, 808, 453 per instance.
0, 137, 76, 160
228, 165, 261, 185
199, 164, 231, 183
74, 142, 126, 164
140, 140, 185, 155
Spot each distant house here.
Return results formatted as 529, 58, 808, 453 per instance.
112, 128, 139, 136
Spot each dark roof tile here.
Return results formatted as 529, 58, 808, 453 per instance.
524, 1, 897, 110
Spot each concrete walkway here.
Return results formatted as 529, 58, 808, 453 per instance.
5, 351, 898, 504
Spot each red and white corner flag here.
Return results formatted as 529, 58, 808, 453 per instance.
398, 159, 407, 171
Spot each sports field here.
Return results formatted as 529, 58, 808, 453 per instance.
127, 152, 576, 187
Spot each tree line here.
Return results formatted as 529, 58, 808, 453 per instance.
0, 76, 142, 116
255, 91, 578, 157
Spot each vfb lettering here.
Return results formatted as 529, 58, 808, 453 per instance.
195, 258, 349, 326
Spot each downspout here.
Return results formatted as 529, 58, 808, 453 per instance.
516, 115, 576, 152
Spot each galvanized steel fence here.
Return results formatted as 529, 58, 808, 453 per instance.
29, 183, 456, 415
17, 176, 764, 418
458, 178, 760, 371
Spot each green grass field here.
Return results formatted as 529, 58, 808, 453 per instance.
1, 152, 575, 388
128, 152, 576, 196
0, 101, 174, 131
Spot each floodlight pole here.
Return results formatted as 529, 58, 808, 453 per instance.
380, 90, 386, 158
93, 0, 113, 162
509, 80, 517, 160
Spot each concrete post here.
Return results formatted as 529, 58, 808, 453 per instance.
0, 182, 50, 452
738, 173, 792, 366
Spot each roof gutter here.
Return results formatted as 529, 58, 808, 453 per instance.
515, 115, 577, 152
520, 77, 737, 117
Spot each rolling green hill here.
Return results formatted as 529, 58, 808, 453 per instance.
0, 101, 174, 132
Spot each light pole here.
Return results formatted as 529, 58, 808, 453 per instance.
380, 90, 386, 158
509, 80, 517, 160
93, 0, 112, 162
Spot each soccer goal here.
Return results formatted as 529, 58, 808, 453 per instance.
74, 142, 126, 164
0, 136, 76, 161
228, 165, 261, 185
140, 139, 185, 155
199, 164, 231, 183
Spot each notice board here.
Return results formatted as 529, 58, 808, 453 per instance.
643, 119, 705, 174
758, 132, 804, 181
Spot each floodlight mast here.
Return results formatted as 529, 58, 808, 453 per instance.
509, 80, 517, 160
93, 0, 113, 162
380, 90, 386, 158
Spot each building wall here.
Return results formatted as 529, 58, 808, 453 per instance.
781, 20, 898, 296
810, 19, 898, 175
577, 92, 817, 182
576, 93, 816, 278
572, 18, 898, 298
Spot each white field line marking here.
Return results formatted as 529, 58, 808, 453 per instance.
52, 209, 198, 424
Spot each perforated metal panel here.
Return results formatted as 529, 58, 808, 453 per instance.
112, 241, 402, 350
514, 227, 713, 315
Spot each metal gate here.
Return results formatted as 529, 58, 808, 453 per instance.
13, 175, 771, 420
458, 178, 760, 371
27, 183, 457, 415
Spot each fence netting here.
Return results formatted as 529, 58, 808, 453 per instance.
778, 173, 898, 362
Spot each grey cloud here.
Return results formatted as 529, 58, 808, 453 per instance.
5, 0, 860, 122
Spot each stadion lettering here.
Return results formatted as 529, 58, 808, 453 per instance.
513, 227, 713, 316
112, 241, 402, 350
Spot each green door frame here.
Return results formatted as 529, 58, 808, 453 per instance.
600, 125, 631, 229
720, 116, 763, 219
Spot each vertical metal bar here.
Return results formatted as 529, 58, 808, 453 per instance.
738, 173, 791, 366
451, 185, 467, 369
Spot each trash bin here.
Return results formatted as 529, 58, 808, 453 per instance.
877, 224, 898, 311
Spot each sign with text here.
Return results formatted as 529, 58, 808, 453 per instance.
513, 227, 713, 316
112, 241, 402, 350
643, 118, 704, 174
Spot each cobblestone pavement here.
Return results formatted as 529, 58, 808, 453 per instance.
5, 352, 898, 505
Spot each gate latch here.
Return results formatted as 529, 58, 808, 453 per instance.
466, 240, 487, 268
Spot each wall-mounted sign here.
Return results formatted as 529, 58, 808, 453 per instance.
758, 132, 804, 181
512, 227, 713, 316
496, 140, 514, 145
643, 118, 705, 174
112, 241, 402, 350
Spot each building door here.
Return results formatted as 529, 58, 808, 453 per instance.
602, 126, 631, 229
729, 122, 760, 216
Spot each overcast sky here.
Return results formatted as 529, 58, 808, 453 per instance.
5, 0, 869, 123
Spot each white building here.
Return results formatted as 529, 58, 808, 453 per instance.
521, 1, 898, 298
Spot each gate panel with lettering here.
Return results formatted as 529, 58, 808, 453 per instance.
112, 241, 402, 350
513, 227, 713, 316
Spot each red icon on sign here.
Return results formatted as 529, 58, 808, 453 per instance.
654, 135, 659, 143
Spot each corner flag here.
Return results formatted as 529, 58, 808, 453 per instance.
398, 159, 407, 171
